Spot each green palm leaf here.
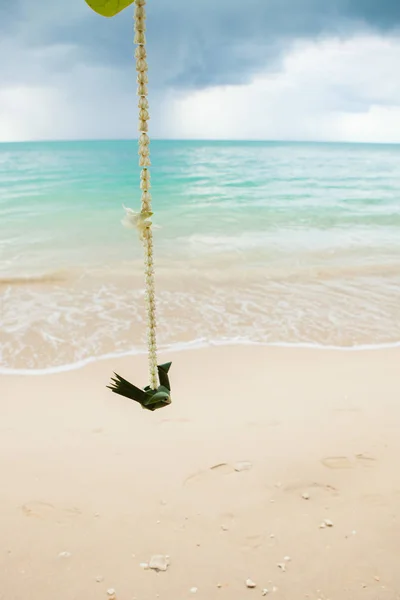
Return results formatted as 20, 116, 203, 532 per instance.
84, 0, 135, 17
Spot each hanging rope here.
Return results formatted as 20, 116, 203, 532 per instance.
134, 0, 159, 390
106, 0, 172, 411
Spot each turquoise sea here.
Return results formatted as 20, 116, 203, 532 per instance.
1, 140, 400, 372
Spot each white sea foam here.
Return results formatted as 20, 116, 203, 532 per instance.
1, 272, 400, 373
1, 140, 400, 373
1, 338, 399, 377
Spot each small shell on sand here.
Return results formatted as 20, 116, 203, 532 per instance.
262, 589, 269, 596
58, 551, 71, 558
149, 555, 169, 572
277, 563, 286, 572
235, 461, 253, 472
95, 576, 104, 583
302, 492, 310, 500
190, 588, 198, 594
320, 519, 333, 528
107, 589, 116, 597
246, 578, 257, 588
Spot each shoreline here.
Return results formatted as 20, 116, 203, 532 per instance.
1, 338, 400, 376
3, 257, 400, 372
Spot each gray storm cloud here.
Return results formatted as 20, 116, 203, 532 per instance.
2, 0, 400, 89
0, 0, 399, 141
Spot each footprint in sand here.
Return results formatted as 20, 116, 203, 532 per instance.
21, 501, 81, 520
283, 481, 338, 495
184, 463, 237, 486
355, 453, 376, 468
211, 463, 235, 473
322, 456, 354, 469
322, 454, 376, 470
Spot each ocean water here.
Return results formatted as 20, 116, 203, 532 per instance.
1, 139, 400, 372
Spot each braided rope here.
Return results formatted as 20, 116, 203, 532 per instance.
134, 0, 158, 390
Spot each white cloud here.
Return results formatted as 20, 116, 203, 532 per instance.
170, 34, 400, 143
1, 33, 400, 142
335, 105, 400, 142
0, 86, 62, 141
0, 57, 176, 142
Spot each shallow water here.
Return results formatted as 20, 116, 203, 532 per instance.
1, 140, 400, 371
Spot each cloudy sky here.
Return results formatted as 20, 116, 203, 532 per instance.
1, 0, 400, 142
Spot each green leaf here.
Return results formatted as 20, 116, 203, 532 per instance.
108, 364, 173, 411
145, 388, 170, 404
157, 363, 172, 390
84, 0, 135, 17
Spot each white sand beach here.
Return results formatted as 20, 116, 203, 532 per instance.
1, 345, 400, 600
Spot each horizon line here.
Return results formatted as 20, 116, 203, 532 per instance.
1, 137, 400, 146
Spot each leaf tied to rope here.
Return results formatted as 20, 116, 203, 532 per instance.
84, 0, 136, 17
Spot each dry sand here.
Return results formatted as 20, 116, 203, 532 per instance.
1, 345, 400, 600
